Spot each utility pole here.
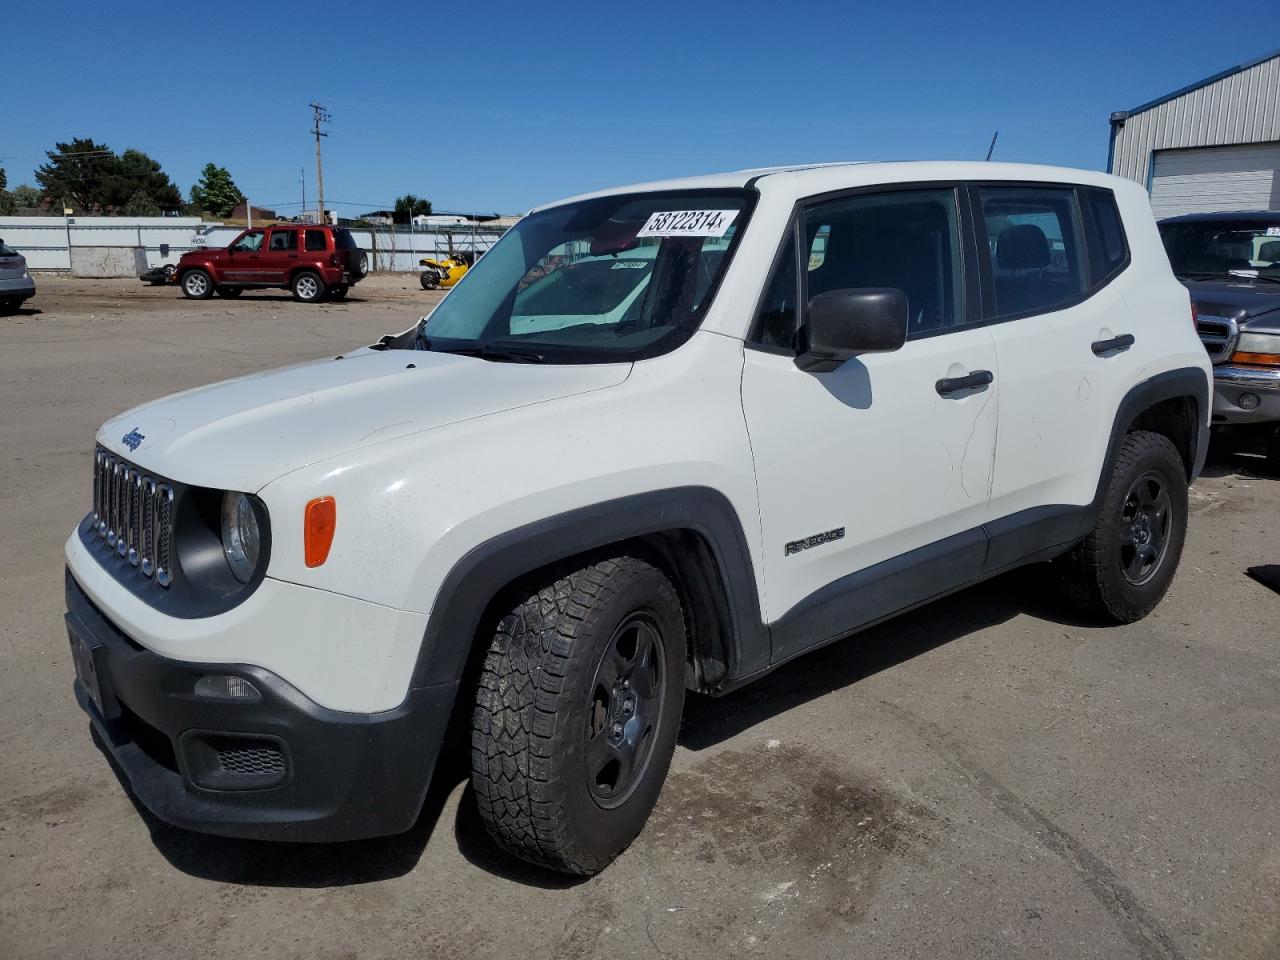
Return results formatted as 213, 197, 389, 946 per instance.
309, 102, 330, 224
300, 167, 307, 223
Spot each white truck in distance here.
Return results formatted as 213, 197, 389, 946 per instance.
66, 162, 1211, 875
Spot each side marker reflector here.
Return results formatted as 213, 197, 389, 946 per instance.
304, 497, 337, 568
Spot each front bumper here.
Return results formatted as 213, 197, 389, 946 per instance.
1212, 365, 1280, 424
0, 275, 35, 299
66, 569, 456, 842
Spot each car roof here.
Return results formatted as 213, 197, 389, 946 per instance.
1158, 210, 1280, 224
530, 161, 1132, 213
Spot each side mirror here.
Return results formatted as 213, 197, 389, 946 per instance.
795, 288, 908, 372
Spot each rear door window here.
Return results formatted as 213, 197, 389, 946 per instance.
977, 186, 1085, 318
269, 229, 299, 252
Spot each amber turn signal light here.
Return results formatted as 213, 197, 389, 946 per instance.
304, 497, 337, 568
1230, 351, 1280, 368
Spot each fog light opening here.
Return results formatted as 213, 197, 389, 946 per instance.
1238, 392, 1261, 411
194, 674, 262, 702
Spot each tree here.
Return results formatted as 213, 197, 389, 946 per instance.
393, 194, 432, 224
35, 139, 181, 213
0, 168, 9, 214
10, 185, 41, 210
123, 190, 161, 216
189, 163, 245, 218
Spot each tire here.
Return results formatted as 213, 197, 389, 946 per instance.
329, 284, 349, 300
471, 555, 686, 875
216, 286, 243, 298
291, 271, 324, 303
420, 270, 438, 290
180, 269, 213, 300
0, 299, 17, 315
1056, 430, 1188, 623
359, 253, 370, 276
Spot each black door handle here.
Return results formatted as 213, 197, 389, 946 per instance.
1092, 334, 1135, 355
935, 369, 994, 396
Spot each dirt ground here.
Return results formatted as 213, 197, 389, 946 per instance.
1, 276, 1278, 960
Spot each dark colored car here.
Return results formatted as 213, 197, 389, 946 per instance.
0, 239, 35, 314
176, 224, 366, 303
1159, 211, 1280, 468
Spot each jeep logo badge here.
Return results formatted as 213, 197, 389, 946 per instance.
121, 428, 145, 452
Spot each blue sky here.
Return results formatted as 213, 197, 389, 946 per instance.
3, 2, 1273, 214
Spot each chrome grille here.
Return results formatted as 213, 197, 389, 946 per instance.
1196, 314, 1238, 364
90, 448, 175, 589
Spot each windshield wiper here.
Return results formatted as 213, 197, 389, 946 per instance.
427, 341, 548, 364
1228, 271, 1280, 284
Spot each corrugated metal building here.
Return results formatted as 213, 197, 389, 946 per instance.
1108, 49, 1280, 218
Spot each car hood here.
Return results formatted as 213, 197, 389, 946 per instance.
1182, 279, 1280, 330
97, 349, 631, 491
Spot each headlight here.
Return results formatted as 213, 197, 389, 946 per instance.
1232, 332, 1280, 367
221, 491, 262, 583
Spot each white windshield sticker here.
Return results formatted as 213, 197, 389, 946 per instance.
1267, 226, 1280, 237
636, 209, 738, 238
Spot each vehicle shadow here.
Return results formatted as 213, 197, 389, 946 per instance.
204, 294, 371, 305
105, 567, 1088, 889
4, 306, 42, 317
678, 565, 1088, 751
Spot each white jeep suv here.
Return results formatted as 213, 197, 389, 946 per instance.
65, 162, 1211, 874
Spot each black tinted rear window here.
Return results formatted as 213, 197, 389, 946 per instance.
0, 242, 19, 257
334, 229, 359, 250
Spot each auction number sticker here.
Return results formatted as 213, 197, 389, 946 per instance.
1267, 226, 1280, 237
637, 209, 738, 238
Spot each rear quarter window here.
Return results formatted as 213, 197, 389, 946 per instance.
1085, 189, 1129, 282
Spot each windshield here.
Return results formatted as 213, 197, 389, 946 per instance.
1160, 221, 1280, 280
417, 190, 752, 362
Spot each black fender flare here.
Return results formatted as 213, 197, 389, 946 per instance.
1094, 366, 1211, 509
408, 487, 769, 692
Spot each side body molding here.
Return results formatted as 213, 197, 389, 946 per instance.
409, 487, 769, 692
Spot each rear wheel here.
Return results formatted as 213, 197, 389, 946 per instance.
471, 555, 685, 875
291, 271, 324, 303
180, 269, 213, 300
420, 270, 438, 290
1056, 430, 1188, 623
216, 286, 243, 298
329, 283, 349, 300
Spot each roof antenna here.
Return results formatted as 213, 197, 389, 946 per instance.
985, 130, 999, 161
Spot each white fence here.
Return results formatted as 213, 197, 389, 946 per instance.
0, 216, 508, 274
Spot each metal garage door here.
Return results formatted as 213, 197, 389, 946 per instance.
1149, 142, 1280, 218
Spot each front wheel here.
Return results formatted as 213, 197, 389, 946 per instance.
180, 269, 213, 300
1056, 430, 1188, 623
291, 271, 324, 303
420, 270, 438, 290
471, 555, 686, 875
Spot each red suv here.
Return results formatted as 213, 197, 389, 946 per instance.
177, 224, 367, 302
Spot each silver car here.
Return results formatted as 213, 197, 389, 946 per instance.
0, 239, 35, 314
